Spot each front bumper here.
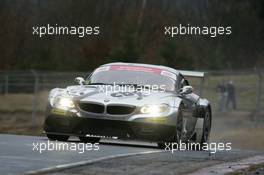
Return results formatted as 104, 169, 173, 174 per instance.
44, 111, 176, 142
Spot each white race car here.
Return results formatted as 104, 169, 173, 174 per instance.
44, 63, 212, 148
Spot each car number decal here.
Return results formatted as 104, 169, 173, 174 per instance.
111, 92, 135, 97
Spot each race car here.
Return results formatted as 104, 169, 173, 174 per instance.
44, 62, 212, 148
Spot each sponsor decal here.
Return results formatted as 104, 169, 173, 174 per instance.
109, 65, 161, 74
95, 65, 177, 80
94, 66, 110, 73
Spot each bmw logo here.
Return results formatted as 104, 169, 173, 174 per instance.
104, 99, 110, 102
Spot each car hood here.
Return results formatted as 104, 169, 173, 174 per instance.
63, 85, 176, 106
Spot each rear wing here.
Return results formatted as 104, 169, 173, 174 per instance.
178, 70, 205, 78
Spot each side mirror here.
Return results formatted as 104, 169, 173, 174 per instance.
180, 86, 193, 95
75, 77, 85, 85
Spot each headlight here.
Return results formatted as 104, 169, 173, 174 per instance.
140, 104, 169, 114
53, 97, 75, 110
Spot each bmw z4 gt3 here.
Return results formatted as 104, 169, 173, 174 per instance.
44, 63, 212, 148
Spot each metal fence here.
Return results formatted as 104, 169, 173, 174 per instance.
0, 70, 88, 93
0, 69, 263, 124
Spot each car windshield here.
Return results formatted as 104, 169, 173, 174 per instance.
87, 65, 177, 92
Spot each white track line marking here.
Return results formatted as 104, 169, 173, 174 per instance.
188, 155, 264, 175
24, 150, 163, 175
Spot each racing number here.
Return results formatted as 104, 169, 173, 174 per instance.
111, 92, 135, 97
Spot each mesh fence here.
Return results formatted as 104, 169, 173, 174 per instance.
0, 69, 263, 115
0, 71, 88, 93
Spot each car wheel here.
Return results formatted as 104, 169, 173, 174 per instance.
157, 104, 184, 149
79, 137, 100, 143
175, 105, 184, 143
47, 134, 69, 141
200, 108, 211, 147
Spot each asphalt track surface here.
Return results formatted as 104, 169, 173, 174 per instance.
0, 134, 263, 175
0, 134, 159, 175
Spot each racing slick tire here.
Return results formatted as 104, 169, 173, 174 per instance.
157, 104, 184, 149
47, 134, 69, 141
191, 107, 212, 151
79, 137, 101, 143
199, 108, 211, 148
